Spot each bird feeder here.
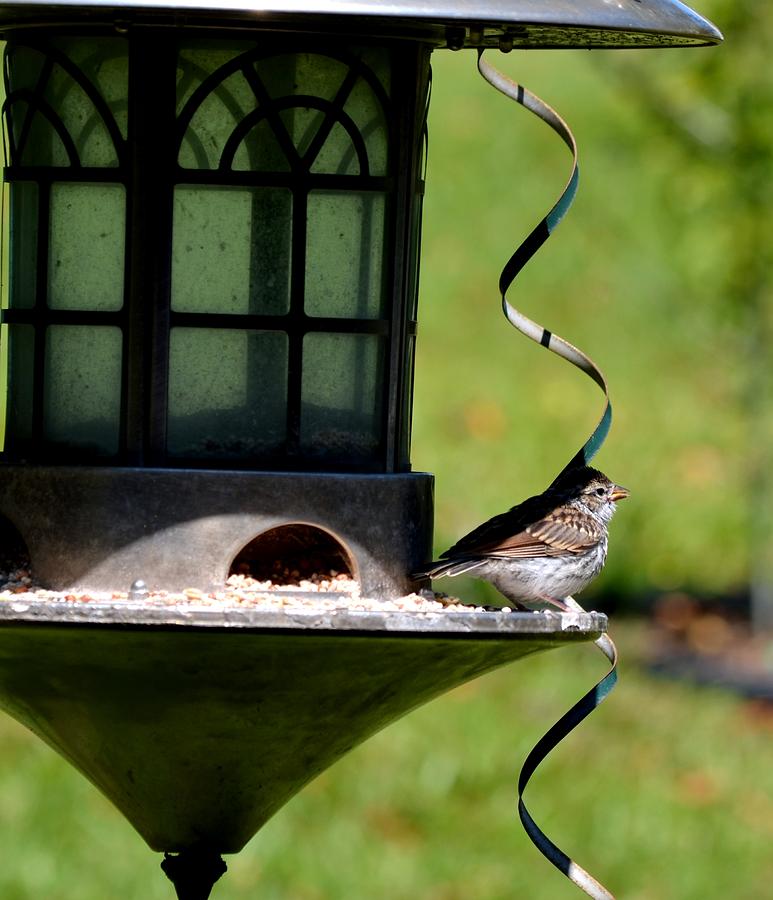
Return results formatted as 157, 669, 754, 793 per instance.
0, 19, 432, 595
0, 1, 720, 897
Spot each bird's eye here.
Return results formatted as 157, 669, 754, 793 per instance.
594, 487, 606, 497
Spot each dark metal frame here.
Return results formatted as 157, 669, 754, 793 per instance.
0, 28, 431, 473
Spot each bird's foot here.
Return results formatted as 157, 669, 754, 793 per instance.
537, 594, 572, 612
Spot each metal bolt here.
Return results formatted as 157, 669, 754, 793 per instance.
129, 579, 149, 602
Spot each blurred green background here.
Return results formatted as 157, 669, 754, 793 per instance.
4, 1, 773, 896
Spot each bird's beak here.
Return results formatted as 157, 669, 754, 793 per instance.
610, 484, 630, 502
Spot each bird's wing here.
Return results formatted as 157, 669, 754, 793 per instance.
496, 508, 604, 556
441, 500, 603, 560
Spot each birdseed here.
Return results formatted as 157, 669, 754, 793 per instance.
0, 561, 507, 614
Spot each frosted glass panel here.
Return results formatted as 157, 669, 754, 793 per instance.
231, 120, 288, 173
3, 325, 34, 448
44, 325, 122, 455
168, 328, 287, 459
301, 332, 384, 461
48, 183, 125, 311
339, 71, 388, 177
9, 182, 38, 309
261, 52, 347, 104
306, 192, 386, 319
279, 106, 325, 159
310, 121, 362, 177
172, 186, 291, 315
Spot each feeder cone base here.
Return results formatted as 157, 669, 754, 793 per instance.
161, 849, 227, 900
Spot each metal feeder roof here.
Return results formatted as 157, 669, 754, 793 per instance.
0, 0, 723, 48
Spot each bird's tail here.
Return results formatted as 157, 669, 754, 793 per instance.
411, 558, 485, 580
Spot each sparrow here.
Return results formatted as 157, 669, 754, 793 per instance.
413, 466, 629, 610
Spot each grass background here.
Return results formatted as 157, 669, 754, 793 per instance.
3, 2, 773, 896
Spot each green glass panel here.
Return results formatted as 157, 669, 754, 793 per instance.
231, 119, 288, 172
2, 324, 34, 450
278, 106, 325, 160
8, 182, 38, 310
300, 332, 385, 462
172, 186, 291, 315
310, 120, 361, 177
5, 39, 126, 167
259, 52, 348, 104
167, 327, 287, 459
48, 183, 125, 311
44, 325, 122, 455
305, 191, 386, 319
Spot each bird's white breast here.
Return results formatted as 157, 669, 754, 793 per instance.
475, 538, 608, 605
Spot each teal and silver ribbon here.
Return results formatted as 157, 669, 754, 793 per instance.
478, 50, 618, 900
477, 51, 611, 477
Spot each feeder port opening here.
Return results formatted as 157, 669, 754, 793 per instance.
228, 523, 357, 588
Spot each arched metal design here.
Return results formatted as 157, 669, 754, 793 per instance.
175, 46, 390, 176
2, 39, 127, 168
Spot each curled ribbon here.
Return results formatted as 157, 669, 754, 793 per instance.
477, 50, 619, 899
